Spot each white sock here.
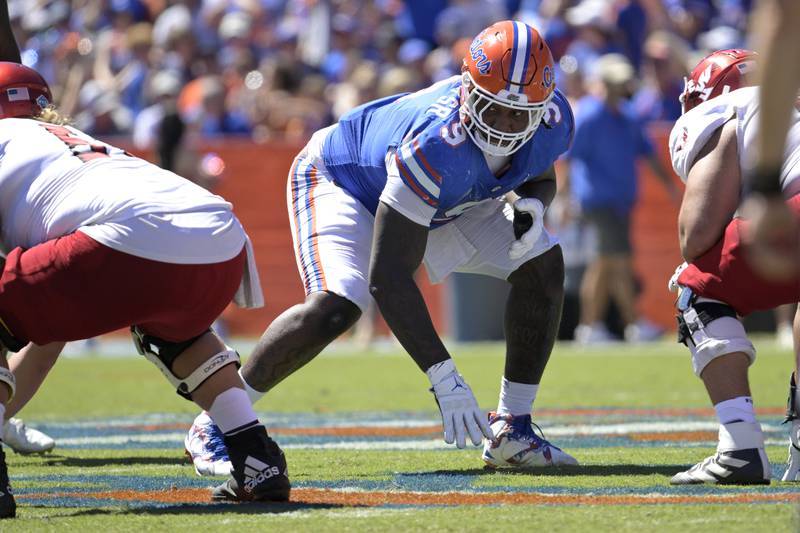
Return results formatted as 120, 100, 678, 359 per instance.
239, 367, 265, 405
208, 387, 259, 434
496, 377, 538, 416
714, 396, 756, 424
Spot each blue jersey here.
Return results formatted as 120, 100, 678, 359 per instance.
322, 76, 574, 225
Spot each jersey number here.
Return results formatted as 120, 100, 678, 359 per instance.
43, 125, 117, 163
440, 121, 466, 147
426, 94, 459, 119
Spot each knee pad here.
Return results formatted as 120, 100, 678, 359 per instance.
676, 293, 755, 377
131, 327, 240, 400
0, 367, 14, 401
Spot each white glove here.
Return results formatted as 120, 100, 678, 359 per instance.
427, 359, 492, 448
509, 198, 545, 260
667, 261, 689, 292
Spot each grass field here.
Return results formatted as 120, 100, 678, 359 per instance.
5, 337, 800, 531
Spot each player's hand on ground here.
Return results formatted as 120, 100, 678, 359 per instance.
740, 193, 800, 282
509, 198, 545, 260
427, 360, 492, 448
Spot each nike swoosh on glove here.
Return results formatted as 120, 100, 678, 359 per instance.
509, 198, 545, 260
430, 371, 492, 448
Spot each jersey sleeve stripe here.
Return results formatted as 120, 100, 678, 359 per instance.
397, 143, 441, 200
412, 140, 442, 184
396, 152, 439, 207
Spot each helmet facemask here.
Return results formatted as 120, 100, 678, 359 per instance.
460, 71, 552, 157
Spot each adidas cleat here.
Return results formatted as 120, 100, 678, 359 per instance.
184, 412, 232, 477
3, 418, 55, 455
671, 447, 770, 485
482, 412, 578, 468
781, 419, 800, 481
0, 445, 15, 518
212, 424, 290, 502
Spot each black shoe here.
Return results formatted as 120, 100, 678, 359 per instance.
0, 445, 16, 518
211, 425, 290, 502
670, 448, 771, 485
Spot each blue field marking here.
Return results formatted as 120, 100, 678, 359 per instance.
24, 410, 790, 450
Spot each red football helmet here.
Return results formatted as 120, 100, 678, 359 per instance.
0, 62, 52, 120
460, 20, 555, 156
679, 49, 757, 114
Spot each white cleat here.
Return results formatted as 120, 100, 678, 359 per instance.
3, 418, 55, 454
482, 412, 578, 468
184, 412, 232, 477
782, 419, 800, 481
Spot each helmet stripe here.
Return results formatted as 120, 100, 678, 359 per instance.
509, 21, 530, 92
518, 23, 533, 94
506, 23, 519, 91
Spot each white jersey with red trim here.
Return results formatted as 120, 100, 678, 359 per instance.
669, 86, 800, 193
0, 117, 263, 307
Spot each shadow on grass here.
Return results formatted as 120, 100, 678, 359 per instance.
409, 464, 689, 477
39, 456, 187, 468
24, 501, 351, 517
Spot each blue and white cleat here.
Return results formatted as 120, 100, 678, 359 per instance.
185, 412, 233, 477
482, 412, 578, 468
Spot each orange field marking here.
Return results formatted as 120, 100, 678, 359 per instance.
629, 431, 719, 442
20, 487, 800, 507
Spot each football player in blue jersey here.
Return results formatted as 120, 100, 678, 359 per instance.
186, 20, 579, 475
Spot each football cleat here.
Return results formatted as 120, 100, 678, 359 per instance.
482, 412, 578, 468
670, 448, 770, 485
184, 412, 232, 477
3, 418, 55, 455
781, 419, 800, 481
782, 373, 800, 481
0, 444, 16, 518
212, 424, 290, 502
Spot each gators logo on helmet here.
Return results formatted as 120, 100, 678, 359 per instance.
460, 20, 556, 156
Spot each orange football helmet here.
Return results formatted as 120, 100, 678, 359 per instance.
460, 20, 555, 156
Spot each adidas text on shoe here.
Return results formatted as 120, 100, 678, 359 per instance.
212, 424, 290, 502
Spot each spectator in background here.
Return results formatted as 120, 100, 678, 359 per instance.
564, 53, 680, 344
562, 0, 620, 74
132, 69, 184, 169
189, 75, 251, 137
632, 30, 689, 122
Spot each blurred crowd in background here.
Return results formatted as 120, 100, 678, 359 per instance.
12, 0, 763, 345
11, 0, 754, 145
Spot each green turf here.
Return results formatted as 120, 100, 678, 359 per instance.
7, 337, 800, 531
22, 337, 791, 418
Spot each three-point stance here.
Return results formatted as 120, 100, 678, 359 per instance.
668, 49, 800, 485
186, 20, 579, 475
0, 62, 289, 518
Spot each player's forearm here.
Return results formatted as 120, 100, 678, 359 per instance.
0, 0, 20, 64
513, 166, 557, 207
752, 0, 800, 181
370, 273, 451, 372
